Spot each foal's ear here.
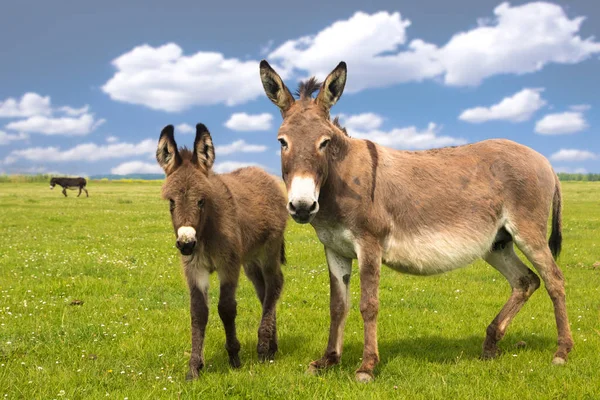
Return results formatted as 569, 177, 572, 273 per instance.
259, 60, 295, 115
192, 123, 215, 171
316, 61, 347, 111
156, 125, 182, 176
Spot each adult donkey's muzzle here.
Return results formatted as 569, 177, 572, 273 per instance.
287, 176, 320, 224
177, 226, 197, 256
288, 200, 318, 224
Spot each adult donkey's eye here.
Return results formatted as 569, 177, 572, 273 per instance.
278, 138, 288, 150
319, 138, 331, 150
169, 199, 175, 212
198, 199, 205, 209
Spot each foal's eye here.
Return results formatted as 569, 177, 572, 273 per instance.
169, 199, 175, 212
278, 138, 288, 150
198, 199, 205, 209
319, 138, 331, 150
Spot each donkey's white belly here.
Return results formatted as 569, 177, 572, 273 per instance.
383, 228, 494, 276
314, 222, 495, 276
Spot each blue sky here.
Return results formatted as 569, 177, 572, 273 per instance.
1, 0, 599, 176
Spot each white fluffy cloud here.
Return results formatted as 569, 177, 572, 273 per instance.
102, 43, 276, 112
269, 11, 442, 92
106, 135, 119, 143
438, 2, 600, 86
338, 113, 384, 130
0, 93, 52, 118
1, 92, 104, 136
215, 140, 267, 155
459, 88, 546, 123
348, 121, 466, 149
268, 3, 600, 91
111, 161, 163, 175
5, 114, 105, 136
550, 149, 597, 162
213, 161, 267, 174
224, 113, 273, 131
100, 3, 599, 111
4, 139, 155, 164
0, 130, 28, 145
176, 123, 194, 134
535, 111, 588, 135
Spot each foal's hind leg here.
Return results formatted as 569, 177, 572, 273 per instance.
482, 244, 540, 359
217, 263, 242, 368
514, 236, 573, 364
253, 251, 283, 361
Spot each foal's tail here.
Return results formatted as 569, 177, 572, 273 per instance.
280, 240, 287, 266
549, 174, 563, 259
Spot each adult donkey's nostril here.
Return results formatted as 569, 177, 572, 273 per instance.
309, 201, 317, 212
288, 202, 297, 213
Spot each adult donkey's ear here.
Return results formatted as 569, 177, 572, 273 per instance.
316, 61, 347, 112
156, 125, 182, 176
192, 123, 215, 171
259, 60, 295, 115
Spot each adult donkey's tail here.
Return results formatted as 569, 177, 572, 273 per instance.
549, 175, 563, 259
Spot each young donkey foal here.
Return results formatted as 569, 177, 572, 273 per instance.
260, 60, 573, 382
156, 124, 288, 380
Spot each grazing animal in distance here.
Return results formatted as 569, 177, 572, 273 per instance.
50, 177, 88, 197
260, 59, 572, 382
156, 123, 288, 380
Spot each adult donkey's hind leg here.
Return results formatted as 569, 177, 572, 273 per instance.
77, 187, 82, 197
62, 187, 68, 197
515, 238, 573, 364
482, 243, 540, 359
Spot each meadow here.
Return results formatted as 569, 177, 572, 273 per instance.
0, 180, 599, 399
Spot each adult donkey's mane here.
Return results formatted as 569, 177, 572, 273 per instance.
295, 77, 349, 137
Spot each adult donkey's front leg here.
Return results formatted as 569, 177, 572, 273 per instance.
355, 241, 382, 383
218, 264, 242, 368
308, 247, 352, 373
185, 267, 210, 380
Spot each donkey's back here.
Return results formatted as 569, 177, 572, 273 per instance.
219, 167, 288, 259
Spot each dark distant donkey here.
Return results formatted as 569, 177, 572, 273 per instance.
50, 177, 88, 197
156, 123, 288, 380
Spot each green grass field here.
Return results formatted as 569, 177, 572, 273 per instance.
1, 181, 599, 399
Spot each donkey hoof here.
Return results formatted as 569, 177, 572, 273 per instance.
306, 363, 321, 376
229, 355, 242, 369
552, 356, 567, 365
481, 347, 501, 360
186, 370, 199, 381
355, 371, 374, 383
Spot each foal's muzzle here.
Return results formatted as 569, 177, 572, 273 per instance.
176, 226, 197, 256
176, 239, 196, 256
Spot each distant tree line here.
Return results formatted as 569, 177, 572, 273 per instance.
557, 173, 600, 182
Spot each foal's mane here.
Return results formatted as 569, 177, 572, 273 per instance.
179, 147, 193, 160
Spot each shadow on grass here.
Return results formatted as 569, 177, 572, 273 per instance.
330, 333, 557, 374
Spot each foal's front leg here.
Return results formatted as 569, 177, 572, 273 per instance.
308, 247, 352, 373
355, 243, 382, 383
218, 264, 242, 368
185, 267, 210, 380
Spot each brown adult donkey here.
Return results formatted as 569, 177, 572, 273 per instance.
156, 123, 288, 380
259, 60, 572, 382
